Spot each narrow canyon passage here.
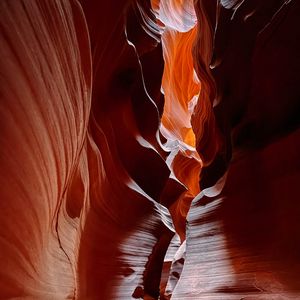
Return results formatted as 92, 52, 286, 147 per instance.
0, 0, 299, 299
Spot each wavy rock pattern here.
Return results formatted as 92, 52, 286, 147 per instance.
180, 0, 300, 299
0, 1, 91, 298
0, 0, 300, 299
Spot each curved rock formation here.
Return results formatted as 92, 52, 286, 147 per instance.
180, 0, 300, 298
0, 1, 91, 298
0, 0, 299, 299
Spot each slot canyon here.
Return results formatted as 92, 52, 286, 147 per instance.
1, 0, 300, 299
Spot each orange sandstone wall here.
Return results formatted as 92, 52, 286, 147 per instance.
0, 0, 300, 299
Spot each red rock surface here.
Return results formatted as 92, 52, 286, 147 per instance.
0, 0, 299, 299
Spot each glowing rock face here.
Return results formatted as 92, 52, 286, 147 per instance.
0, 0, 300, 299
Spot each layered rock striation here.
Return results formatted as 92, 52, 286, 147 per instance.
0, 0, 299, 299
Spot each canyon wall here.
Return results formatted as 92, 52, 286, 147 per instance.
0, 0, 299, 299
